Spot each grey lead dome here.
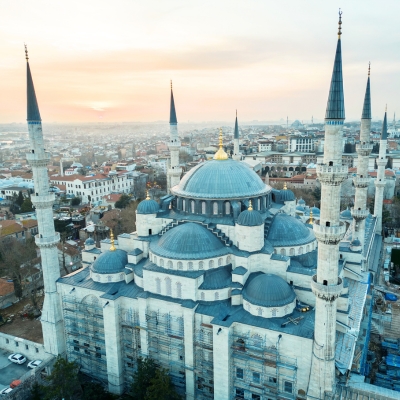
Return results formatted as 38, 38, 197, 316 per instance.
137, 198, 159, 214
92, 249, 128, 274
237, 209, 264, 226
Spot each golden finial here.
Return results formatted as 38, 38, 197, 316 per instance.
309, 210, 314, 225
213, 128, 228, 160
146, 190, 150, 200
283, 182, 287, 190
338, 9, 343, 39
170, 80, 173, 90
110, 229, 116, 251
24, 43, 29, 61
368, 62, 370, 77
248, 200, 253, 211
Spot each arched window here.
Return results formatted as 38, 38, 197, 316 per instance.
119, 273, 124, 280
177, 262, 183, 270
167, 260, 173, 269
201, 201, 206, 214
199, 261, 204, 270
209, 260, 214, 269
257, 307, 263, 316
201, 292, 205, 300
156, 278, 161, 294
176, 282, 182, 298
225, 202, 230, 215
191, 200, 195, 213
272, 308, 277, 317
188, 262, 193, 270
226, 255, 232, 264
218, 258, 223, 266
154, 256, 157, 264
107, 275, 112, 282
280, 248, 286, 256
213, 202, 218, 215
289, 248, 295, 256
252, 334, 263, 347
214, 292, 219, 300
183, 200, 186, 212
258, 198, 261, 209
306, 245, 310, 252
165, 278, 172, 296
160, 259, 164, 267
299, 247, 303, 255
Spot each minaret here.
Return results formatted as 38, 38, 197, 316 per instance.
167, 81, 181, 191
24, 46, 65, 355
374, 108, 388, 233
232, 110, 241, 160
351, 64, 373, 263
308, 12, 347, 398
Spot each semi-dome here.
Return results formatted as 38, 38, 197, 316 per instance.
340, 208, 352, 219
92, 249, 127, 274
266, 213, 315, 247
137, 198, 159, 214
171, 158, 271, 199
237, 209, 264, 226
243, 273, 296, 307
280, 189, 295, 202
150, 222, 228, 260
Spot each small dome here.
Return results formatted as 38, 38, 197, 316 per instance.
266, 213, 315, 247
311, 206, 320, 216
243, 273, 296, 307
296, 205, 305, 212
351, 239, 361, 246
280, 189, 295, 202
92, 249, 127, 274
298, 198, 306, 205
150, 222, 227, 260
85, 237, 95, 245
137, 198, 159, 214
237, 209, 263, 226
340, 208, 352, 219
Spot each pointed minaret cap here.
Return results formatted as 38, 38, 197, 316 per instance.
325, 10, 345, 120
25, 45, 41, 122
214, 128, 228, 160
234, 110, 239, 139
381, 107, 388, 140
169, 80, 177, 125
361, 63, 371, 119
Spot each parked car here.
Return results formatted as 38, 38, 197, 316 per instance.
8, 354, 26, 365
27, 360, 42, 369
0, 388, 12, 396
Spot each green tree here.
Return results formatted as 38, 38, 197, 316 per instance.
21, 197, 34, 213
115, 194, 131, 209
30, 382, 44, 400
43, 356, 82, 400
82, 381, 117, 400
16, 191, 25, 207
71, 197, 81, 206
127, 357, 157, 400
146, 368, 181, 400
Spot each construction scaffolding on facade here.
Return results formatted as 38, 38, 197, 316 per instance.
63, 294, 108, 382
230, 331, 299, 400
119, 307, 141, 390
194, 324, 214, 399
146, 310, 186, 396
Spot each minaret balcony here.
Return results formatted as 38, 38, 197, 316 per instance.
311, 275, 343, 301
353, 177, 370, 188
26, 151, 51, 167
31, 193, 55, 209
313, 220, 346, 245
316, 164, 348, 186
376, 158, 387, 167
374, 180, 386, 188
350, 207, 369, 221
35, 232, 60, 248
356, 143, 373, 156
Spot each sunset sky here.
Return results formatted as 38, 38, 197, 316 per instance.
0, 0, 399, 123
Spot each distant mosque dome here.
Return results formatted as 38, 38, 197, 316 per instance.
150, 222, 228, 260
137, 197, 159, 214
340, 208, 352, 220
243, 273, 296, 312
296, 205, 306, 212
237, 208, 264, 226
172, 159, 270, 199
85, 237, 95, 246
266, 213, 315, 247
298, 198, 306, 206
310, 206, 320, 216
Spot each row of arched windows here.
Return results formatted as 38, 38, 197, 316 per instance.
155, 277, 182, 298
200, 291, 220, 301
276, 242, 316, 256
152, 255, 232, 270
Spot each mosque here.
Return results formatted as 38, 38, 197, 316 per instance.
25, 12, 389, 400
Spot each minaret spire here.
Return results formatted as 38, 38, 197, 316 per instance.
169, 80, 177, 125
233, 110, 241, 160
361, 63, 371, 120
25, 49, 65, 356
308, 11, 347, 398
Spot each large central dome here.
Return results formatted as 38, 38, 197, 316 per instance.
172, 159, 270, 199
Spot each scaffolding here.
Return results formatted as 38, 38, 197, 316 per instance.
230, 331, 298, 400
145, 310, 186, 396
63, 295, 108, 382
194, 323, 214, 400
119, 307, 141, 390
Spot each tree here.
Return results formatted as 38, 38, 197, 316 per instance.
43, 356, 82, 400
127, 357, 157, 400
146, 368, 181, 400
81, 381, 117, 400
21, 197, 34, 213
16, 191, 25, 207
30, 382, 44, 400
71, 197, 81, 206
115, 194, 131, 209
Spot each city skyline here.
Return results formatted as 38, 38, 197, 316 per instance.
0, 1, 399, 123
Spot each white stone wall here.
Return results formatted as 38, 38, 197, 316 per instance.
235, 224, 264, 252
243, 298, 296, 318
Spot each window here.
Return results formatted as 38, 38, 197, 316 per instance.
236, 368, 244, 379
191, 200, 195, 213
284, 381, 293, 394
235, 388, 245, 398
252, 372, 260, 384
201, 292, 205, 300
209, 260, 214, 269
74, 346, 79, 352
178, 262, 183, 270
257, 307, 262, 316
15, 342, 19, 347
25, 344, 29, 350
201, 201, 206, 214
272, 308, 277, 317
199, 261, 204, 270
214, 292, 219, 300
176, 282, 182, 298
188, 262, 193, 270
280, 248, 286, 256
289, 248, 295, 256
218, 258, 223, 266
165, 278, 172, 296
252, 394, 261, 400
213, 202, 218, 215
299, 247, 303, 255
156, 278, 161, 294
167, 260, 173, 269
154, 256, 157, 264
160, 259, 164, 267
5, 339, 9, 344
269, 376, 277, 384
225, 202, 230, 215
35, 347, 39, 353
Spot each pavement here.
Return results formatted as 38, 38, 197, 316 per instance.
0, 349, 31, 391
